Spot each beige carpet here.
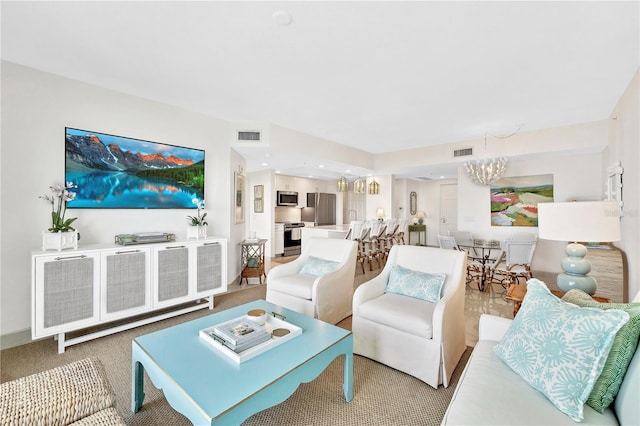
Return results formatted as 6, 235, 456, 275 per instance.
1, 283, 471, 426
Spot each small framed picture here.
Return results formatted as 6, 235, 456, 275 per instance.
254, 185, 264, 200
254, 199, 264, 213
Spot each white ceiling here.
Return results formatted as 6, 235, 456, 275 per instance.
2, 1, 638, 180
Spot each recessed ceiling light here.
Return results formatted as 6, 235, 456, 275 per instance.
440, 176, 445, 179
261, 162, 269, 167
272, 10, 293, 26
345, 169, 352, 173
318, 164, 325, 168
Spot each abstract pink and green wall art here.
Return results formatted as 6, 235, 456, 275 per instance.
490, 174, 554, 227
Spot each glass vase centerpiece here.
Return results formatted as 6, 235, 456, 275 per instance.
187, 198, 208, 239
40, 182, 79, 251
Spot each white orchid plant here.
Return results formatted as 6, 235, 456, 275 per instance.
187, 198, 208, 226
40, 182, 78, 233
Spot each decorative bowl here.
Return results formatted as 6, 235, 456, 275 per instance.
247, 309, 266, 325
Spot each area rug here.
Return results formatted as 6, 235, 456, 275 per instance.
1, 284, 471, 425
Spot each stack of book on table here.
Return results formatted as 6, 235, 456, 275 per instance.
208, 318, 270, 353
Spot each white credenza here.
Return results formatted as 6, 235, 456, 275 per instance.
32, 237, 227, 353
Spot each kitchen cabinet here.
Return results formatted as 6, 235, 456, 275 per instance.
32, 237, 227, 353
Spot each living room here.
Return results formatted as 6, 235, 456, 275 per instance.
1, 2, 639, 424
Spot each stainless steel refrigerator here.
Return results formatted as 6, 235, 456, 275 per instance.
301, 193, 336, 226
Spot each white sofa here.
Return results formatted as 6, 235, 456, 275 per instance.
266, 237, 358, 324
442, 314, 640, 425
352, 245, 467, 388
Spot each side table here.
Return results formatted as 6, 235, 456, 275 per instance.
407, 224, 426, 246
240, 239, 267, 285
505, 284, 611, 317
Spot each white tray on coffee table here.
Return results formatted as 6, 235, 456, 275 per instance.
199, 312, 302, 363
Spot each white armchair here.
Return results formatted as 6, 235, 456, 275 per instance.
352, 245, 467, 388
266, 237, 358, 324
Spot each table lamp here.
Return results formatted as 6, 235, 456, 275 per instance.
416, 211, 426, 224
538, 201, 621, 295
376, 208, 385, 221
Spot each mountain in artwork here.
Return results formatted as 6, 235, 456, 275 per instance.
66, 133, 195, 172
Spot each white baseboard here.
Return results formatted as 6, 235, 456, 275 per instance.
1, 328, 33, 350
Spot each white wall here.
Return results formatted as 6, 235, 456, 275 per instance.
365, 175, 393, 221
1, 62, 232, 337
608, 69, 640, 301
409, 143, 607, 271
457, 152, 604, 273
247, 169, 274, 256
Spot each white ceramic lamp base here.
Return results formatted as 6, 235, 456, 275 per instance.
556, 242, 597, 295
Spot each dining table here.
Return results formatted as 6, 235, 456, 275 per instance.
457, 239, 502, 292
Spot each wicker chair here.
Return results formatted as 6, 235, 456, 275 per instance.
0, 357, 125, 425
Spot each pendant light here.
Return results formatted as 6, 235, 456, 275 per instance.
368, 177, 380, 195
337, 176, 348, 192
354, 177, 366, 194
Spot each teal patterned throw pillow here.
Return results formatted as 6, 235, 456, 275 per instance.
494, 279, 629, 422
561, 289, 640, 413
299, 256, 340, 277
385, 264, 446, 303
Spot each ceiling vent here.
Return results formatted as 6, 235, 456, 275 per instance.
237, 131, 262, 142
231, 122, 269, 147
454, 147, 473, 157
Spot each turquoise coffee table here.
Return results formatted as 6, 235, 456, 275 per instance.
131, 300, 353, 424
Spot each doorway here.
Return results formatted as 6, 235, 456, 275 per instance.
439, 184, 458, 237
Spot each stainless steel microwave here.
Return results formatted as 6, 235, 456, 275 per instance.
277, 191, 299, 206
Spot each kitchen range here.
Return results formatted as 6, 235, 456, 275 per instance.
282, 222, 305, 256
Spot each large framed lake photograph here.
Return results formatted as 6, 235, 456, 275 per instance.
65, 127, 205, 209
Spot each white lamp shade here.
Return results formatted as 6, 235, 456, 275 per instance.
376, 208, 385, 218
538, 201, 621, 243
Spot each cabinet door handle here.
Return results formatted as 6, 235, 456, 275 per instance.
54, 254, 87, 261
165, 245, 186, 249
203, 242, 220, 246
115, 249, 142, 255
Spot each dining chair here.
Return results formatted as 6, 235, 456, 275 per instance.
440, 235, 482, 284
509, 232, 538, 242
394, 218, 410, 245
355, 227, 375, 273
437, 235, 460, 250
448, 230, 473, 248
346, 220, 363, 240
370, 225, 388, 266
488, 240, 537, 288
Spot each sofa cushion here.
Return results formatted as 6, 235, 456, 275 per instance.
357, 292, 435, 339
494, 279, 629, 422
299, 255, 340, 277
385, 264, 445, 303
267, 273, 316, 299
442, 340, 619, 425
561, 289, 640, 413
614, 342, 640, 425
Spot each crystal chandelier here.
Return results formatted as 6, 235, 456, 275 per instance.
464, 129, 515, 185
354, 177, 366, 193
464, 157, 508, 185
337, 176, 348, 192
